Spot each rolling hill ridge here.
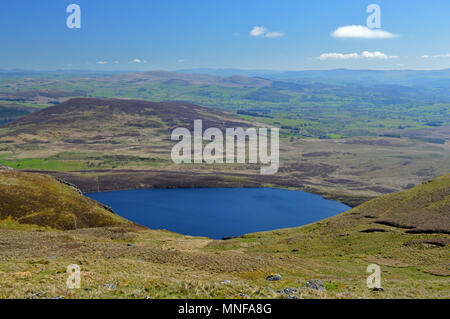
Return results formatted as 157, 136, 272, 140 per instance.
2, 97, 252, 144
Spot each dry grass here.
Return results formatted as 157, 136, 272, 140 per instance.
0, 222, 448, 299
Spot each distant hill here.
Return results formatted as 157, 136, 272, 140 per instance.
0, 169, 130, 230
178, 68, 450, 87
176, 68, 282, 78
106, 70, 272, 88
1, 98, 252, 144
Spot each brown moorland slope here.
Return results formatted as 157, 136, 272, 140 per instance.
4, 97, 252, 138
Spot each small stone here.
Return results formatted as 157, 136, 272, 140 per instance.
286, 295, 299, 299
304, 279, 326, 291
127, 243, 134, 247
48, 256, 58, 259
221, 280, 231, 285
266, 274, 282, 281
105, 283, 117, 289
372, 287, 385, 292
291, 249, 299, 252
277, 288, 298, 294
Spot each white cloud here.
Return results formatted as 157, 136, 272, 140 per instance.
360, 51, 398, 59
318, 51, 398, 60
318, 53, 359, 60
113, 61, 119, 64
97, 61, 108, 65
178, 59, 185, 63
129, 58, 148, 64
331, 25, 398, 39
250, 26, 266, 37
421, 53, 450, 59
250, 26, 284, 38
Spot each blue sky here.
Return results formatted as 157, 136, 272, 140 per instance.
1, 0, 449, 71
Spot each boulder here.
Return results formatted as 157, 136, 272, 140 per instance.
266, 274, 282, 281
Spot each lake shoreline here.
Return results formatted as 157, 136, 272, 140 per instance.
23, 169, 375, 207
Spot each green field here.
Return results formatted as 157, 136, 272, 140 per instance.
0, 153, 168, 171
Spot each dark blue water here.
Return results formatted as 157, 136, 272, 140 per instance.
86, 188, 350, 239
0, 120, 12, 126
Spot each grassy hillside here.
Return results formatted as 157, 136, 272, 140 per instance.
0, 173, 448, 298
0, 169, 130, 230
333, 174, 450, 234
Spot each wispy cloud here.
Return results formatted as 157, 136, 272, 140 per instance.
178, 59, 185, 63
318, 51, 399, 60
331, 25, 397, 39
265, 31, 285, 38
250, 26, 284, 38
129, 58, 147, 64
421, 53, 450, 59
97, 61, 108, 65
